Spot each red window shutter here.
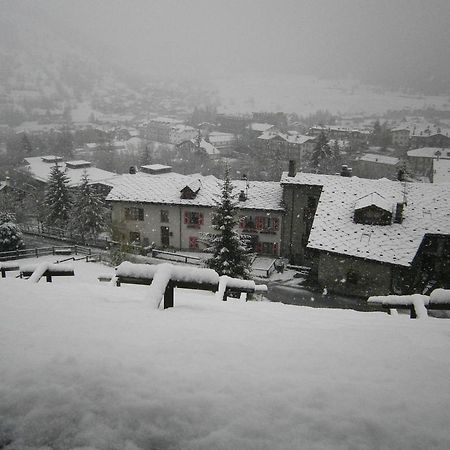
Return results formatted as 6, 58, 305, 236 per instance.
256, 242, 262, 253
273, 217, 279, 231
189, 236, 198, 249
273, 242, 278, 255
199, 213, 204, 225
184, 211, 189, 224
255, 216, 263, 230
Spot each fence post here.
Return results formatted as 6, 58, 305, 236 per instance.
52, 247, 55, 255
164, 282, 175, 309
35, 248, 38, 258
74, 245, 77, 255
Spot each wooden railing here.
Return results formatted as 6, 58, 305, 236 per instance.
0, 245, 96, 262
19, 223, 117, 249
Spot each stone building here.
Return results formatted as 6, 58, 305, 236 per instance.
280, 168, 450, 297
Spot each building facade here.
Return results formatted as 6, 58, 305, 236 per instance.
107, 170, 283, 256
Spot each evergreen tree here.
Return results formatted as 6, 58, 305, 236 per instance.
139, 144, 152, 166
21, 133, 33, 155
311, 132, 332, 173
372, 119, 382, 145
205, 166, 252, 279
55, 125, 74, 158
69, 172, 105, 240
332, 140, 342, 172
0, 212, 24, 252
45, 164, 72, 227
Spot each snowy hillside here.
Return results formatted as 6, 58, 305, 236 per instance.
1, 258, 450, 449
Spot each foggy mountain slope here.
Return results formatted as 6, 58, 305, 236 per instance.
0, 1, 139, 122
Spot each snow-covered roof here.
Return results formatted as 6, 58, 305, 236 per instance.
407, 147, 450, 159
22, 156, 117, 187
358, 153, 399, 165
208, 132, 236, 143
257, 131, 315, 145
183, 138, 219, 156
281, 172, 450, 266
150, 117, 183, 125
106, 172, 284, 211
391, 127, 410, 133
354, 192, 392, 212
171, 124, 196, 133
249, 123, 275, 132
433, 159, 450, 184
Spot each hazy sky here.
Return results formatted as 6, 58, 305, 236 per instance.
6, 0, 450, 89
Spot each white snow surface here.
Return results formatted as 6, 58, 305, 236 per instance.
430, 288, 450, 304
1, 257, 450, 449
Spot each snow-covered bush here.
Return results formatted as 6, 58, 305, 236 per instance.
0, 212, 24, 252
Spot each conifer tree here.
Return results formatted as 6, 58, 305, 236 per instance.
69, 172, 105, 240
205, 166, 252, 279
311, 131, 332, 173
44, 164, 72, 227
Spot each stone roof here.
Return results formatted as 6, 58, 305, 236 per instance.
281, 172, 450, 266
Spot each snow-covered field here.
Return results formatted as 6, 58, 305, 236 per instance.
213, 74, 450, 116
1, 257, 450, 449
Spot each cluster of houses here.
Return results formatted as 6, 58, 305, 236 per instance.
2, 153, 450, 298
105, 161, 450, 298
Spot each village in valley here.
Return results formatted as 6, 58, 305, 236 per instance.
2, 105, 450, 300
1, 1, 450, 449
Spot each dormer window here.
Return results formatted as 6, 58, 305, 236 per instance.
238, 190, 247, 201
180, 179, 201, 199
353, 193, 392, 226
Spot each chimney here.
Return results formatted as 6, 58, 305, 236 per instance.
238, 190, 246, 201
394, 202, 404, 223
288, 160, 296, 177
5, 176, 10, 187
340, 165, 352, 177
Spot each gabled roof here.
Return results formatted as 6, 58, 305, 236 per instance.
281, 172, 450, 266
106, 172, 284, 212
354, 192, 392, 212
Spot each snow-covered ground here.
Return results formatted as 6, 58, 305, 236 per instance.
213, 74, 450, 116
1, 256, 450, 449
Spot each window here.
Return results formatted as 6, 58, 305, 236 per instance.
256, 241, 279, 255
184, 211, 204, 227
129, 231, 141, 244
125, 207, 144, 221
189, 236, 199, 249
160, 209, 169, 223
240, 215, 279, 232
346, 270, 359, 285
